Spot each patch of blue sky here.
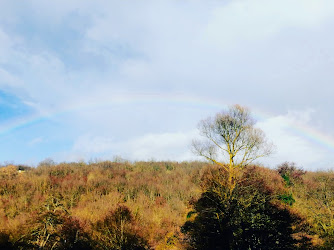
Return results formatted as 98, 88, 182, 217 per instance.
0, 90, 33, 121
0, 134, 73, 165
0, 118, 74, 164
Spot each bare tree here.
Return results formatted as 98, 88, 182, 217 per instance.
193, 104, 274, 187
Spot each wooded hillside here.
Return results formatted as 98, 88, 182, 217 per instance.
0, 161, 333, 249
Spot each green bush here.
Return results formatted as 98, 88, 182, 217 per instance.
278, 193, 295, 206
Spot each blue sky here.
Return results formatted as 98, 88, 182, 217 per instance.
1, 0, 334, 169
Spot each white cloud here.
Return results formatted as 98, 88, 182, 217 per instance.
205, 0, 334, 47
0, 29, 11, 61
121, 130, 200, 161
73, 135, 114, 154
0, 68, 22, 88
257, 110, 331, 169
70, 129, 200, 162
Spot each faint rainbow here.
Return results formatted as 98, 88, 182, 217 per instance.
0, 115, 50, 136
285, 118, 334, 152
0, 93, 333, 152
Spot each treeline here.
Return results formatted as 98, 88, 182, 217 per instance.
0, 161, 333, 249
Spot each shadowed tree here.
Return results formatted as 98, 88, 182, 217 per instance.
182, 166, 311, 250
92, 205, 149, 250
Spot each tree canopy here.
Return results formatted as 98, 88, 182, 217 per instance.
193, 104, 274, 169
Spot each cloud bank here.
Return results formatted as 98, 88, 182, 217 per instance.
0, 1, 334, 170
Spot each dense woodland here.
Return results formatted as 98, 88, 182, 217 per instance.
0, 160, 333, 249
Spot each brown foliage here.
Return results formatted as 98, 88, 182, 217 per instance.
0, 161, 332, 248
0, 161, 202, 248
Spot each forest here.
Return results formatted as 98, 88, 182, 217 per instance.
0, 160, 333, 249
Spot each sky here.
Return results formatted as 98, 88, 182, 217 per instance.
0, 0, 334, 170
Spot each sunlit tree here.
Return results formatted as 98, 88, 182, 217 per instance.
192, 104, 274, 189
